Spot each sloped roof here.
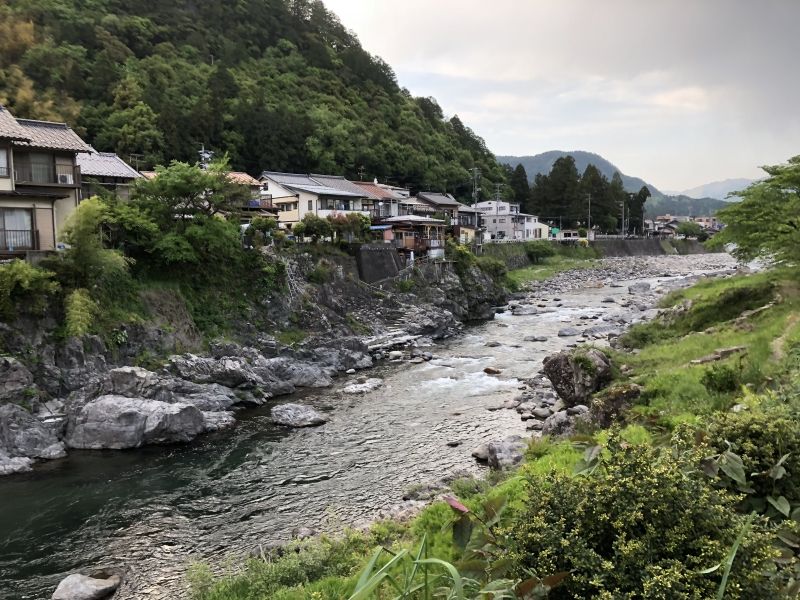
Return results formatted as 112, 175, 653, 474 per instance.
417, 192, 459, 207
227, 171, 260, 186
261, 171, 364, 198
454, 202, 483, 213
311, 174, 374, 197
0, 106, 31, 142
77, 151, 141, 179
383, 215, 445, 224
13, 119, 91, 152
351, 181, 406, 200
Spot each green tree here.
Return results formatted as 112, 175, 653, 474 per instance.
627, 185, 651, 234
709, 155, 800, 265
677, 221, 703, 238
509, 163, 529, 207
293, 213, 332, 242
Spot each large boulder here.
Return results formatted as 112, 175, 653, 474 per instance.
342, 378, 383, 394
167, 354, 264, 388
255, 357, 332, 388
542, 348, 612, 407
271, 403, 328, 427
65, 396, 205, 449
0, 403, 66, 462
0, 357, 34, 403
52, 573, 121, 600
590, 383, 643, 427
486, 436, 527, 469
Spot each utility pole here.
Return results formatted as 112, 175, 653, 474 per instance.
586, 192, 592, 233
471, 167, 482, 205
620, 197, 625, 236
494, 182, 502, 202
198, 144, 214, 170
357, 165, 366, 180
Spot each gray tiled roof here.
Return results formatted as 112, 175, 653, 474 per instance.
76, 151, 141, 179
0, 106, 31, 142
13, 119, 91, 152
311, 174, 374, 197
261, 171, 365, 198
417, 192, 459, 207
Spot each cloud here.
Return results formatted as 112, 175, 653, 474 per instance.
324, 0, 800, 190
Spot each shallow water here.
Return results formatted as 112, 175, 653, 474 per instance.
0, 275, 680, 599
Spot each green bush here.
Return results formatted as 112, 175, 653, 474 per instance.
0, 260, 59, 320
307, 261, 333, 284
524, 240, 555, 264
701, 363, 741, 394
65, 288, 97, 337
698, 410, 800, 516
475, 256, 507, 280
508, 435, 783, 598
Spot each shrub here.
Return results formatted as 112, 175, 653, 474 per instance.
701, 363, 741, 394
508, 435, 783, 598
0, 260, 59, 319
65, 288, 97, 337
524, 240, 555, 264
475, 256, 507, 280
307, 261, 332, 284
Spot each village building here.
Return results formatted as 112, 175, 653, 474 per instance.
474, 199, 548, 241
258, 171, 372, 227
77, 150, 141, 201
0, 105, 91, 256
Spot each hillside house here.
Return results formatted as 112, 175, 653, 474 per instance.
77, 150, 141, 200
475, 200, 548, 241
0, 106, 90, 256
351, 180, 409, 218
258, 172, 371, 227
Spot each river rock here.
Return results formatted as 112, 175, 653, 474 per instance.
342, 378, 383, 394
542, 348, 612, 407
542, 411, 575, 437
486, 436, 526, 469
483, 367, 502, 375
471, 443, 490, 462
557, 327, 580, 337
629, 282, 651, 294
65, 396, 206, 449
0, 404, 66, 473
0, 357, 34, 403
512, 305, 538, 316
591, 383, 643, 427
168, 354, 263, 388
52, 573, 121, 600
271, 403, 328, 427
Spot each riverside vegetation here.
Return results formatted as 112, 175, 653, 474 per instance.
188, 157, 800, 599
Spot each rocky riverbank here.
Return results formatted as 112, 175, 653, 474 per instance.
0, 257, 504, 477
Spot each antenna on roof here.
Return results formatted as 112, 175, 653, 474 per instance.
198, 144, 214, 170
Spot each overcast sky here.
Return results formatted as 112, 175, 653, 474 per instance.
323, 0, 799, 191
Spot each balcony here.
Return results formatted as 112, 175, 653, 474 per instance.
0, 229, 37, 251
316, 209, 371, 219
393, 237, 442, 252
15, 163, 78, 186
0, 166, 9, 178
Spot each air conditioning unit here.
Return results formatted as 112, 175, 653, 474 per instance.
58, 173, 73, 184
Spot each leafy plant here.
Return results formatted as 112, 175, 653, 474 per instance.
523, 241, 555, 264
65, 288, 97, 337
0, 259, 59, 319
701, 363, 741, 394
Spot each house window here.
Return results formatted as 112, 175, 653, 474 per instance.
499, 218, 506, 223
307, 199, 313, 211
0, 148, 8, 177
492, 218, 496, 223
0, 208, 33, 250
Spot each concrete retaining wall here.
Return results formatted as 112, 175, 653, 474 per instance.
355, 244, 403, 283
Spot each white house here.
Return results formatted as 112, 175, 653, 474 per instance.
258, 172, 373, 227
475, 200, 549, 241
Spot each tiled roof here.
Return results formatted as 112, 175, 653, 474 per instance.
351, 181, 405, 200
417, 192, 459, 207
77, 151, 141, 179
311, 174, 373, 197
0, 106, 30, 142
139, 170, 157, 179
227, 171, 260, 186
261, 171, 364, 198
14, 119, 91, 152
454, 202, 483, 213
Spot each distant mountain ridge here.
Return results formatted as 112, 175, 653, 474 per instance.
676, 178, 754, 200
498, 150, 734, 217
497, 150, 660, 196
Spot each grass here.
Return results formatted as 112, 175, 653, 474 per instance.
275, 328, 308, 347
189, 268, 800, 600
506, 255, 594, 286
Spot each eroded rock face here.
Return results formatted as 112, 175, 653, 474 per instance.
52, 573, 121, 600
270, 403, 328, 427
542, 348, 612, 407
167, 354, 264, 388
65, 396, 206, 449
0, 357, 34, 403
0, 404, 66, 465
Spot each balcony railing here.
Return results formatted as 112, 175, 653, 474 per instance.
0, 229, 36, 251
15, 163, 78, 185
0, 166, 9, 177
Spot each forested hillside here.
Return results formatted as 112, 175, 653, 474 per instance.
0, 0, 506, 198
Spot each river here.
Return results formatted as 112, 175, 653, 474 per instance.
0, 255, 736, 599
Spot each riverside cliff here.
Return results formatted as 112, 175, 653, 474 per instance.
0, 249, 506, 475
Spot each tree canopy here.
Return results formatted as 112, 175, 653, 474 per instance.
0, 0, 507, 200
710, 155, 800, 265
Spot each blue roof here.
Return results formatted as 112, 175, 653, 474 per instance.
370, 225, 392, 230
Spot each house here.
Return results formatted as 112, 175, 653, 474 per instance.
453, 203, 483, 244
258, 172, 372, 228
475, 200, 548, 241
0, 105, 91, 256
351, 180, 409, 218
693, 216, 720, 230
77, 150, 141, 201
380, 214, 446, 258
415, 192, 460, 220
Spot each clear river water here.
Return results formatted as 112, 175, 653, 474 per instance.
0, 261, 729, 600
